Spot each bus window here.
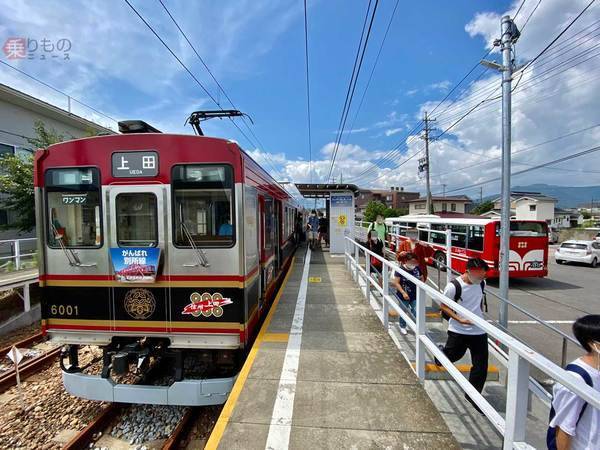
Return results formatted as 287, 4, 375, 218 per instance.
495, 221, 547, 237
430, 223, 446, 245
468, 225, 484, 251
116, 193, 158, 247
45, 168, 101, 248
418, 227, 429, 242
450, 225, 467, 248
172, 165, 234, 247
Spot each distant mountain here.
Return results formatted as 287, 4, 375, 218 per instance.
485, 184, 600, 208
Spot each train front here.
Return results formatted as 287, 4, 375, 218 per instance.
34, 130, 255, 406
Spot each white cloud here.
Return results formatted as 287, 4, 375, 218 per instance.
405, 89, 419, 96
428, 80, 452, 92
385, 128, 403, 137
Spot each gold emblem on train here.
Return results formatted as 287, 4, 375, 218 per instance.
124, 288, 156, 319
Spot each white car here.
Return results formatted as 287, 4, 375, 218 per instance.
555, 240, 600, 267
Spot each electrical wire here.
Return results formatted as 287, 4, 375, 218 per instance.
303, 0, 313, 182
328, 0, 379, 181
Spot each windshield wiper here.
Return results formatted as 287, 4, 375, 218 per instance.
50, 222, 97, 267
179, 206, 210, 267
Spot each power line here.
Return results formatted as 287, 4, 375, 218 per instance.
328, 0, 379, 181
344, 0, 400, 140
154, 0, 285, 179
438, 144, 600, 195
124, 0, 287, 179
303, 0, 313, 182
513, 0, 529, 21
0, 60, 118, 127
518, 0, 543, 34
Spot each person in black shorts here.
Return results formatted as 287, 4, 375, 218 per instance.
317, 212, 328, 248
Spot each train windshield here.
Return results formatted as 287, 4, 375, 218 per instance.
116, 193, 158, 247
45, 168, 101, 248
172, 164, 234, 247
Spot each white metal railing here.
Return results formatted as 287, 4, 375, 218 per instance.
386, 229, 581, 368
0, 238, 37, 271
344, 236, 600, 450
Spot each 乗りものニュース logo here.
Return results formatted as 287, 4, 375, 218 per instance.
182, 292, 233, 318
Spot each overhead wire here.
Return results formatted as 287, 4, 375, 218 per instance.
303, 0, 313, 182
328, 0, 380, 182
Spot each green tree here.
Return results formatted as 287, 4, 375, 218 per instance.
0, 121, 66, 231
363, 201, 388, 223
582, 211, 591, 219
472, 200, 494, 216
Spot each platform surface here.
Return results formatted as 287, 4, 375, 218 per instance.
210, 247, 460, 450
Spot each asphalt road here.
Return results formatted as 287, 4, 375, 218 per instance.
477, 245, 598, 371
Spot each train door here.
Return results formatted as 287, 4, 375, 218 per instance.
107, 185, 169, 333
274, 200, 280, 271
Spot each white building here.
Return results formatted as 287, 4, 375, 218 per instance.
0, 83, 114, 239
514, 195, 556, 221
408, 195, 472, 215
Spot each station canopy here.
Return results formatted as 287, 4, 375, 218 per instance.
294, 183, 360, 199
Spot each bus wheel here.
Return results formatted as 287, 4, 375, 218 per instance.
435, 252, 447, 272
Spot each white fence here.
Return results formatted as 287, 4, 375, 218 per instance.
0, 238, 37, 272
344, 236, 600, 450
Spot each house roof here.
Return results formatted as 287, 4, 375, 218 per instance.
0, 83, 116, 135
493, 191, 556, 203
408, 195, 471, 203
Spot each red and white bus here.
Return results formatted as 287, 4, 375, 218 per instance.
385, 215, 549, 278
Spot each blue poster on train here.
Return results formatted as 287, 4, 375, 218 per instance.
110, 248, 161, 283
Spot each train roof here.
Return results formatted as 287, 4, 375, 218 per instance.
36, 133, 295, 202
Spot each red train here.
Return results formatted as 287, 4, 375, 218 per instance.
35, 117, 300, 405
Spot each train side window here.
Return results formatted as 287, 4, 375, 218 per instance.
264, 197, 274, 250
172, 165, 234, 248
468, 225, 484, 251
116, 193, 158, 247
45, 167, 102, 248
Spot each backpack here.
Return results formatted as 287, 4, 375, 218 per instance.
546, 364, 594, 450
441, 278, 487, 321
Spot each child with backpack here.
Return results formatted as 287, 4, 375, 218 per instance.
437, 257, 490, 414
391, 252, 424, 335
547, 314, 600, 450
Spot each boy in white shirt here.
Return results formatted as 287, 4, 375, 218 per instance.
548, 314, 600, 450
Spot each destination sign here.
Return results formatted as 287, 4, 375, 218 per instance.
112, 151, 159, 178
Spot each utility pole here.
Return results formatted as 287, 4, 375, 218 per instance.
499, 16, 518, 328
442, 184, 447, 198
480, 186, 483, 204
421, 112, 435, 214
481, 16, 519, 329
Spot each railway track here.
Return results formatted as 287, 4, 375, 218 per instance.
63, 405, 200, 450
0, 330, 45, 358
0, 346, 62, 393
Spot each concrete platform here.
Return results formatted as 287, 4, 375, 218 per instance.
207, 247, 460, 450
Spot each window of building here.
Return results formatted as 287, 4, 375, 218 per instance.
414, 203, 425, 210
172, 165, 234, 247
116, 193, 158, 247
442, 203, 447, 212
45, 167, 102, 248
529, 204, 537, 212
451, 203, 457, 212
0, 143, 14, 157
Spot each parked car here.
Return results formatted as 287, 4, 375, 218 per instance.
595, 231, 600, 241
548, 230, 559, 244
555, 240, 600, 267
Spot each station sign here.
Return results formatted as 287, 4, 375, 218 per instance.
330, 195, 353, 207
112, 151, 159, 178
110, 247, 161, 282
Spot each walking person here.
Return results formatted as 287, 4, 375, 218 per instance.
317, 212, 328, 248
306, 210, 319, 250
437, 257, 489, 413
547, 314, 600, 450
391, 252, 424, 335
396, 230, 433, 281
367, 230, 385, 283
368, 214, 387, 244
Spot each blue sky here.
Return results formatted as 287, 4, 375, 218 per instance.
1, 0, 599, 197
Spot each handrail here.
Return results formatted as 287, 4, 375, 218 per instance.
386, 229, 582, 363
344, 236, 600, 450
